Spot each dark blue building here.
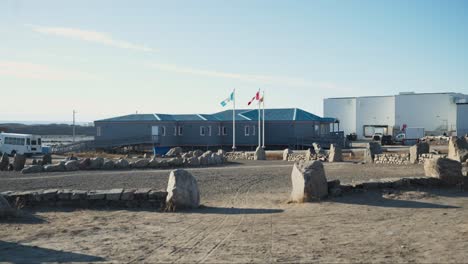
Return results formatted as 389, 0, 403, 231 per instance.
94, 108, 342, 151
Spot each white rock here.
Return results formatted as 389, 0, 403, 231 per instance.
290, 161, 328, 202
166, 169, 200, 209
254, 146, 266, 160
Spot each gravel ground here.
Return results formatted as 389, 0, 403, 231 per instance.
2, 161, 468, 263
0, 160, 425, 195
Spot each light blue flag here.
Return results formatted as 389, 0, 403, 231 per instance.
220, 91, 235, 107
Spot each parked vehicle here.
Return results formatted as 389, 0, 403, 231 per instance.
381, 135, 393, 145
372, 133, 383, 141
394, 127, 425, 145
0, 132, 42, 156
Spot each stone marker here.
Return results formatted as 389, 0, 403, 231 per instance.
65, 160, 80, 171
290, 161, 328, 202
166, 147, 183, 157
21, 165, 44, 174
424, 158, 464, 185
0, 153, 9, 171
42, 153, 52, 165
364, 142, 382, 163
329, 144, 343, 162
448, 136, 468, 162
283, 148, 292, 161
409, 142, 430, 164
13, 154, 26, 171
254, 146, 266, 160
166, 169, 200, 209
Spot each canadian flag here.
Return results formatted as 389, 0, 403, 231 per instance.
247, 91, 260, 105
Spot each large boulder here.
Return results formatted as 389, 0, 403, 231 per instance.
186, 156, 200, 167
132, 159, 150, 168
166, 147, 183, 157
115, 159, 130, 169
42, 153, 52, 165
21, 165, 44, 174
329, 144, 343, 162
424, 158, 464, 185
364, 142, 382, 163
168, 157, 183, 167
148, 158, 160, 168
64, 160, 80, 171
193, 150, 204, 157
13, 154, 26, 171
0, 195, 14, 218
283, 149, 292, 161
166, 169, 200, 209
102, 160, 115, 170
89, 157, 104, 170
211, 153, 222, 165
448, 136, 468, 162
198, 155, 209, 166
78, 158, 91, 170
44, 162, 66, 173
410, 142, 430, 164
0, 153, 9, 171
290, 161, 328, 202
254, 146, 266, 160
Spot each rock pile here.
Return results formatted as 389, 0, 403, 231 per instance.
225, 152, 255, 160
21, 149, 227, 174
374, 153, 410, 165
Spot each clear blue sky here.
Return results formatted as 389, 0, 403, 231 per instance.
1, 0, 467, 122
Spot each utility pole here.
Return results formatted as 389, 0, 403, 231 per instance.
73, 110, 76, 143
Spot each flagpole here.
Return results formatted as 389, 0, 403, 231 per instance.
262, 90, 265, 149
258, 89, 261, 148
232, 89, 236, 151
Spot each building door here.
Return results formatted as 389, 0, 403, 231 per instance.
152, 126, 159, 143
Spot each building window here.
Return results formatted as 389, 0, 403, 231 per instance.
208, 126, 212, 136
161, 126, 166, 136
252, 125, 256, 136
314, 124, 319, 135
222, 126, 228, 136
218, 126, 221, 136
178, 126, 183, 136
97, 126, 102, 136
174, 126, 177, 136
200, 126, 206, 136
244, 126, 250, 136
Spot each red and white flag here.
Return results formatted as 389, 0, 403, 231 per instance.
247, 90, 260, 105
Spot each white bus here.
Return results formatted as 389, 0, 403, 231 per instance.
0, 133, 42, 156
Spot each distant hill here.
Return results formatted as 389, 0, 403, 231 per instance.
0, 123, 95, 136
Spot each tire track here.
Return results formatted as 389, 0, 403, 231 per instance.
168, 178, 265, 263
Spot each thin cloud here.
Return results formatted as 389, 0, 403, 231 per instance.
29, 25, 155, 52
0, 61, 95, 81
148, 63, 335, 88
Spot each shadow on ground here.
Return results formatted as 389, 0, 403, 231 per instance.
0, 241, 105, 263
195, 206, 284, 215
0, 212, 46, 225
331, 190, 462, 209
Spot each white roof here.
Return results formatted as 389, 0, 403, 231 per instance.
0, 132, 38, 137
